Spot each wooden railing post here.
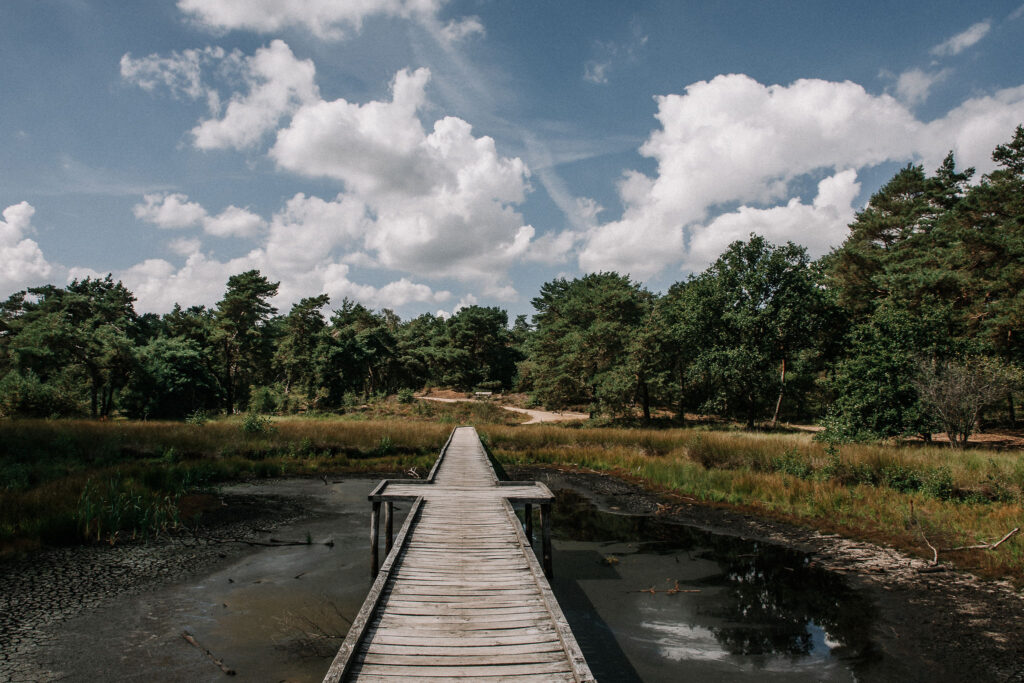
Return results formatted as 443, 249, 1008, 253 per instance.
540, 503, 553, 579
370, 501, 381, 576
524, 503, 533, 544
384, 501, 394, 555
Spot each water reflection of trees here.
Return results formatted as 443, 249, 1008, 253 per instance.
705, 548, 871, 658
550, 488, 876, 662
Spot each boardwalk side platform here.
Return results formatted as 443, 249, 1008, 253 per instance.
323, 426, 594, 682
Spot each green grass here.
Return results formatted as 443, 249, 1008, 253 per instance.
3, 412, 1022, 585
0, 416, 467, 549
480, 424, 1024, 584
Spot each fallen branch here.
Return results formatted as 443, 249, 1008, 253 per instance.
909, 501, 939, 566
942, 527, 1020, 552
921, 531, 939, 566
195, 533, 333, 548
182, 631, 235, 676
632, 580, 701, 595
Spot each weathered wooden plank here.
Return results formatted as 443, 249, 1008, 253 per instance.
382, 597, 545, 607
362, 628, 558, 642
349, 674, 577, 683
359, 651, 570, 666
375, 616, 553, 629
324, 426, 594, 683
360, 642, 565, 656
349, 661, 574, 677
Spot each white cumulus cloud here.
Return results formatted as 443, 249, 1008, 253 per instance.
580, 74, 1024, 278
0, 202, 57, 295
931, 20, 991, 56
192, 40, 318, 150
688, 170, 860, 268
123, 190, 450, 313
893, 67, 950, 107
134, 192, 266, 238
439, 16, 484, 44
120, 47, 224, 111
134, 193, 208, 228
177, 0, 445, 40
271, 67, 535, 294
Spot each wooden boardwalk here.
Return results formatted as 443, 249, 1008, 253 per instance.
323, 426, 594, 682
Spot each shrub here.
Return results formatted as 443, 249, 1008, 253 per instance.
921, 466, 954, 501
0, 370, 82, 418
241, 412, 275, 435
373, 435, 394, 456
881, 463, 922, 493
397, 388, 415, 404
249, 384, 286, 414
772, 448, 814, 479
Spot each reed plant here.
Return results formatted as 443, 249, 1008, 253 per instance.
482, 424, 1024, 583
3, 415, 1022, 583
0, 417, 452, 550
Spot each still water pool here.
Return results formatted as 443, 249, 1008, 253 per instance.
32, 478, 879, 681
545, 487, 878, 681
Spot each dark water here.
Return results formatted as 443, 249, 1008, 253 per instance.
28, 480, 879, 681
33, 479, 403, 682
542, 488, 879, 682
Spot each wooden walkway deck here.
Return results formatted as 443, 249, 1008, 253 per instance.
323, 426, 594, 682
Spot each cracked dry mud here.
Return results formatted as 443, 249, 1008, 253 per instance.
0, 493, 307, 683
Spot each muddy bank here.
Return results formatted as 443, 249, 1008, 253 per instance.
514, 465, 1024, 683
3, 468, 1023, 682
0, 477, 387, 683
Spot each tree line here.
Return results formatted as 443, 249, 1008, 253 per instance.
2, 127, 1023, 446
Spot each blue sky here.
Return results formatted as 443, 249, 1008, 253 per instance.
2, 0, 1023, 317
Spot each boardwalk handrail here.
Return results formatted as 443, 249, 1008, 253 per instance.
322, 496, 424, 683
323, 427, 462, 682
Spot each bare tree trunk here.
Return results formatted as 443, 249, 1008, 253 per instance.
638, 379, 651, 423
677, 372, 686, 425
89, 382, 98, 419
224, 341, 234, 415
770, 357, 787, 429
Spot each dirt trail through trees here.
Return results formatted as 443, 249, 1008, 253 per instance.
418, 396, 588, 424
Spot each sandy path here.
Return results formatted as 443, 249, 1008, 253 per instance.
418, 396, 588, 425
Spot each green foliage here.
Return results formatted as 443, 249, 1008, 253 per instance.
824, 131, 1024, 443
76, 476, 181, 543
373, 435, 395, 455
820, 306, 942, 441
0, 369, 82, 418
0, 275, 138, 418
120, 336, 221, 419
668, 235, 827, 427
215, 270, 280, 415
249, 383, 288, 414
772, 448, 814, 479
527, 272, 653, 417
241, 412, 275, 435
397, 388, 415, 404
444, 306, 521, 390
880, 464, 922, 493
921, 466, 954, 501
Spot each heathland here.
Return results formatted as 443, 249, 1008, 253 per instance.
2, 398, 1021, 587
